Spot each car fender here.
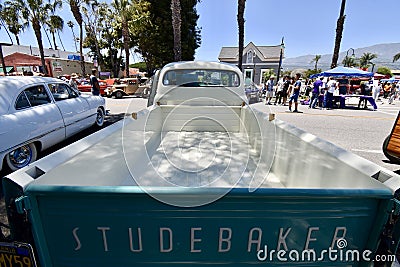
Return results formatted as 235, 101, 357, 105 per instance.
79, 94, 105, 110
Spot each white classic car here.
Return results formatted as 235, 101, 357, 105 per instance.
0, 76, 106, 171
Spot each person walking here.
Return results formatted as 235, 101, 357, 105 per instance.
372, 80, 380, 102
358, 81, 368, 109
274, 77, 284, 105
90, 68, 101, 96
280, 76, 290, 106
309, 77, 323, 109
388, 82, 397, 104
288, 73, 302, 112
265, 76, 275, 105
69, 74, 78, 90
325, 77, 337, 110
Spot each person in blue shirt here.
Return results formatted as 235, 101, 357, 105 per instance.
309, 77, 323, 109
288, 73, 302, 112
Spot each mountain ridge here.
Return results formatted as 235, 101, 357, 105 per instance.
283, 43, 400, 70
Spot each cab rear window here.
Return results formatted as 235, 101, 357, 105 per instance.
162, 69, 240, 87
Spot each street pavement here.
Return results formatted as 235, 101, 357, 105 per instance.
104, 96, 400, 173
252, 97, 400, 173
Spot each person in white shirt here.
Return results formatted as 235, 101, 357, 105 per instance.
372, 79, 380, 102
69, 77, 78, 90
325, 77, 337, 109
265, 76, 275, 105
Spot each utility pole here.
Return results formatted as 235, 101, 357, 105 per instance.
276, 37, 284, 82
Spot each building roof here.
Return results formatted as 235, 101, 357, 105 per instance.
218, 42, 283, 62
2, 44, 89, 61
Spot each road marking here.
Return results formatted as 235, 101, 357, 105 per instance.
352, 149, 383, 154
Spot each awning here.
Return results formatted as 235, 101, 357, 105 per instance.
310, 66, 373, 78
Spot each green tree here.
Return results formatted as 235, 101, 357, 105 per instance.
263, 69, 275, 81
0, 2, 28, 45
237, 0, 246, 71
47, 0, 63, 50
101, 7, 124, 78
83, 1, 107, 71
135, 0, 200, 74
305, 68, 321, 79
67, 20, 78, 52
311, 55, 321, 71
331, 0, 346, 68
112, 0, 132, 78
171, 0, 181, 61
359, 52, 377, 69
377, 66, 392, 77
130, 62, 147, 72
8, 0, 51, 75
342, 55, 357, 67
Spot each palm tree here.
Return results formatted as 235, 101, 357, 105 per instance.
330, 0, 346, 68
67, 20, 78, 52
47, 0, 63, 50
237, 0, 246, 71
0, 3, 28, 45
342, 55, 357, 67
393, 53, 400, 63
359, 52, 377, 69
113, 0, 134, 78
311, 55, 321, 71
171, 0, 181, 61
69, 0, 86, 77
9, 0, 51, 75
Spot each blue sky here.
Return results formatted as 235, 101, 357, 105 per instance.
196, 0, 400, 60
1, 0, 399, 61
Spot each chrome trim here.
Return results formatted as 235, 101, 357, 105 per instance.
63, 113, 97, 127
0, 125, 65, 155
1, 109, 101, 155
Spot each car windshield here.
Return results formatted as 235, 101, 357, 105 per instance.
162, 69, 240, 87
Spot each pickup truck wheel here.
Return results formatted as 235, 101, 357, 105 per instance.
6, 143, 38, 171
115, 91, 123, 99
95, 107, 105, 127
382, 136, 400, 164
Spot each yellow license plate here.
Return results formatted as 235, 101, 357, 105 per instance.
0, 242, 37, 267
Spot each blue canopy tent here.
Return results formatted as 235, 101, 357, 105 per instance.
310, 66, 374, 78
381, 77, 399, 83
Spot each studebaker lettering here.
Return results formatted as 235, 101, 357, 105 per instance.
71, 226, 347, 253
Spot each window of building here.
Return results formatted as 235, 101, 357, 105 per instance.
246, 51, 254, 64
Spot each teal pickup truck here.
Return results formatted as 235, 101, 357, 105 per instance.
2, 61, 400, 266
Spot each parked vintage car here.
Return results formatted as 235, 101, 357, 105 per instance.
0, 76, 106, 171
105, 78, 149, 98
77, 79, 107, 96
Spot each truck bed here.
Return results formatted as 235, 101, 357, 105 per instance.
20, 105, 393, 194
142, 131, 283, 188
